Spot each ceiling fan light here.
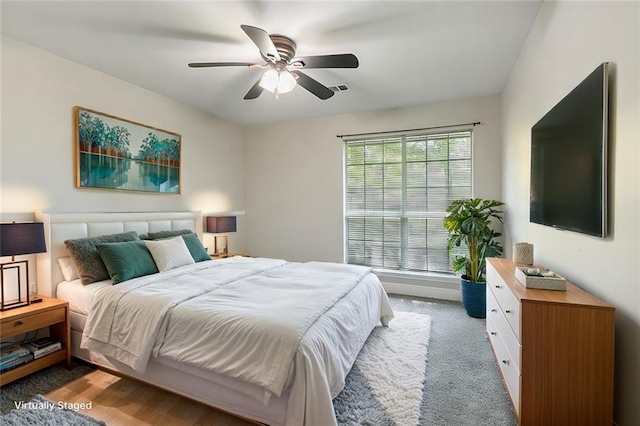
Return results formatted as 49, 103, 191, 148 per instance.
277, 70, 297, 94
259, 68, 279, 93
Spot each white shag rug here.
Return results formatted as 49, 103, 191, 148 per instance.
334, 311, 431, 425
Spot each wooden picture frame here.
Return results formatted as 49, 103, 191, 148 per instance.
74, 106, 181, 194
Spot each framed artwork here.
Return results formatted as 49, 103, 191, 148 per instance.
74, 106, 181, 194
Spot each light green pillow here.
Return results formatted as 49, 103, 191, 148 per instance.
95, 240, 158, 284
181, 234, 211, 262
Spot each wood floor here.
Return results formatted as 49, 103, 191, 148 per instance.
45, 368, 256, 426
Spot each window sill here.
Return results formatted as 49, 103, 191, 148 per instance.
373, 269, 462, 301
373, 268, 459, 284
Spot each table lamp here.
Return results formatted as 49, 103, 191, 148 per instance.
205, 216, 236, 255
0, 222, 46, 310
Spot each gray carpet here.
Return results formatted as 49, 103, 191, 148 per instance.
1, 394, 105, 425
0, 361, 95, 415
334, 296, 516, 425
391, 296, 516, 425
0, 296, 516, 425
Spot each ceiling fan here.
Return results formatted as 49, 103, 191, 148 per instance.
188, 25, 359, 100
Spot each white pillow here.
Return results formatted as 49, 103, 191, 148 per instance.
144, 236, 195, 272
58, 257, 79, 281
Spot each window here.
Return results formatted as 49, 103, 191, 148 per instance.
344, 130, 472, 273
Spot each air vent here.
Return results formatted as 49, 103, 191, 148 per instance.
328, 83, 351, 93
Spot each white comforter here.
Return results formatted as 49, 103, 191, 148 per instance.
81, 257, 393, 425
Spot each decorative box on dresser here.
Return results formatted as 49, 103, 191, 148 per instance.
486, 257, 614, 426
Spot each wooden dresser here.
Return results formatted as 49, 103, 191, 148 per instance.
486, 257, 614, 426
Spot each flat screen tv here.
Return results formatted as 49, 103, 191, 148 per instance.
530, 62, 609, 238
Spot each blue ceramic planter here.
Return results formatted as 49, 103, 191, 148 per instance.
461, 277, 486, 318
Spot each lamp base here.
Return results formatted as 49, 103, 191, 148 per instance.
213, 235, 229, 255
0, 300, 30, 311
1, 260, 31, 311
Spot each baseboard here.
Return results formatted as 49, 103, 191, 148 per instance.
382, 281, 461, 302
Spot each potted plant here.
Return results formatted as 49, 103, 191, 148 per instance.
444, 198, 505, 318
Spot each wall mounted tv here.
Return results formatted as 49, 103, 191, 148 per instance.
530, 62, 609, 238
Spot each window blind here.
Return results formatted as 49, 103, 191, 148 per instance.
344, 130, 472, 273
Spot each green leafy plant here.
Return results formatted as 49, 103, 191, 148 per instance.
444, 198, 505, 283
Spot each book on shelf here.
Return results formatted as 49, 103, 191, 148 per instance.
24, 337, 57, 349
23, 339, 62, 359
0, 343, 30, 364
0, 352, 33, 372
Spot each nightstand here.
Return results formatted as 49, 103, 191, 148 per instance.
0, 296, 71, 386
210, 253, 250, 259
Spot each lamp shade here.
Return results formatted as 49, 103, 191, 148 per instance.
0, 223, 46, 256
205, 216, 237, 234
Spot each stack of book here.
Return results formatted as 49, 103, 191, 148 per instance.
0, 344, 33, 372
23, 338, 62, 359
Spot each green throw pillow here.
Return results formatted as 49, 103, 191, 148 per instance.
64, 231, 140, 284
143, 229, 193, 240
181, 233, 211, 262
95, 240, 159, 284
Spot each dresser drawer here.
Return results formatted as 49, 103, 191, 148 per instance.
488, 315, 521, 415
487, 265, 521, 340
487, 287, 522, 371
0, 307, 66, 338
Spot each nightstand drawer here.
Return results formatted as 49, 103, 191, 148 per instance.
0, 307, 65, 338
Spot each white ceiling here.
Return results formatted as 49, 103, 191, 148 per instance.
1, 1, 541, 126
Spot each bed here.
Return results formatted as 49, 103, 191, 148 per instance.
35, 211, 394, 425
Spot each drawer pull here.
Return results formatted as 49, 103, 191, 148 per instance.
16, 320, 23, 326
494, 285, 502, 289
490, 309, 497, 313
505, 309, 512, 313
490, 332, 497, 336
502, 360, 509, 365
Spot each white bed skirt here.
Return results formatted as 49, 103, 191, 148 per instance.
70, 325, 289, 425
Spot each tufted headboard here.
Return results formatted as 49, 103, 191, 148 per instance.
35, 211, 202, 298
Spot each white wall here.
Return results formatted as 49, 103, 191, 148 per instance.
501, 2, 639, 424
0, 35, 247, 253
245, 95, 502, 298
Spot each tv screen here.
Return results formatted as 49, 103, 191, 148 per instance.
530, 63, 609, 238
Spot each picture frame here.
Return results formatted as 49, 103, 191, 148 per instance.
74, 106, 181, 194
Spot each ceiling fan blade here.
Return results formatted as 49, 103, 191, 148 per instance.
291, 71, 334, 100
291, 54, 359, 69
188, 62, 258, 68
240, 24, 281, 62
243, 78, 264, 100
